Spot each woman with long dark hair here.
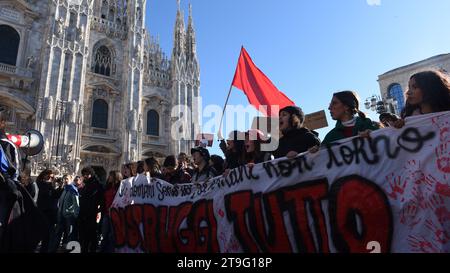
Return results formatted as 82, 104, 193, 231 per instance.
144, 157, 163, 179
244, 129, 273, 164
219, 130, 246, 169
394, 70, 450, 128
406, 70, 450, 114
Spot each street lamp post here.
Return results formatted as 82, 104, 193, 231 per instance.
364, 95, 398, 115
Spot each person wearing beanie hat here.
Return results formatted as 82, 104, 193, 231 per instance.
322, 90, 379, 146
273, 105, 321, 159
191, 146, 217, 183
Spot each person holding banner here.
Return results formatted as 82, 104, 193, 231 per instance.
406, 70, 450, 115
394, 70, 450, 129
273, 106, 320, 159
177, 152, 194, 177
191, 146, 217, 183
144, 157, 163, 179
322, 90, 379, 146
121, 163, 132, 180
219, 130, 246, 170
162, 155, 191, 184
209, 154, 225, 176
244, 129, 274, 164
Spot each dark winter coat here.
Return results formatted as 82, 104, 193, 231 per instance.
57, 184, 80, 219
273, 127, 321, 159
79, 177, 104, 221
36, 180, 58, 224
0, 137, 47, 252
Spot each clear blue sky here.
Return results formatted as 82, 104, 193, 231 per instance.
145, 0, 450, 157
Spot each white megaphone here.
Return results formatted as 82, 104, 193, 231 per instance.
6, 129, 44, 156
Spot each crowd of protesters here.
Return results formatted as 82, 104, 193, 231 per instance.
1, 69, 450, 253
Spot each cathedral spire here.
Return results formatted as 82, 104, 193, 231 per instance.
186, 3, 197, 60
172, 0, 185, 57
187, 3, 194, 31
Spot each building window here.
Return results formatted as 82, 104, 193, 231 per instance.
388, 83, 405, 113
92, 99, 108, 129
108, 8, 115, 21
0, 25, 20, 66
101, 0, 108, 19
147, 110, 159, 136
93, 46, 113, 76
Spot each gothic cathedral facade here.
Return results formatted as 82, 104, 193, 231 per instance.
0, 0, 200, 181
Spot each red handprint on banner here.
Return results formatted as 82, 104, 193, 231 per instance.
432, 116, 450, 143
410, 185, 443, 210
400, 201, 421, 228
426, 194, 445, 211
435, 142, 450, 174
411, 186, 427, 209
386, 174, 407, 201
435, 182, 450, 197
425, 219, 450, 244
407, 234, 439, 253
403, 160, 427, 186
435, 205, 450, 224
424, 174, 450, 197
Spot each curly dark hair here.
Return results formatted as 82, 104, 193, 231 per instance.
410, 70, 450, 113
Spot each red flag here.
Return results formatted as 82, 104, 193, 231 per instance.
231, 47, 295, 116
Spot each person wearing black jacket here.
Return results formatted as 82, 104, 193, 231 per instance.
219, 130, 246, 170
0, 107, 47, 252
36, 169, 58, 252
78, 167, 104, 253
273, 106, 321, 159
162, 155, 191, 184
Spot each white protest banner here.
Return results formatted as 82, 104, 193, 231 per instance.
111, 111, 450, 253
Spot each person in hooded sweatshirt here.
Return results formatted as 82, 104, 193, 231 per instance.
273, 106, 321, 159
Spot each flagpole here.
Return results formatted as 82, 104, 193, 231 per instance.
217, 46, 244, 141
217, 84, 233, 140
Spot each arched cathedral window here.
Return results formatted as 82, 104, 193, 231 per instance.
147, 110, 159, 136
92, 99, 108, 129
93, 46, 113, 76
388, 83, 405, 113
109, 8, 115, 22
101, 0, 108, 19
0, 25, 20, 66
